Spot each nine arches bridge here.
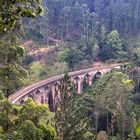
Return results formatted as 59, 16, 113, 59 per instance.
8, 64, 121, 111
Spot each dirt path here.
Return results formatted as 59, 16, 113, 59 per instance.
22, 37, 62, 55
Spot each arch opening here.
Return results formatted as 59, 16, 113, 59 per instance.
36, 89, 41, 94
93, 71, 102, 83
48, 92, 54, 112
83, 73, 92, 90
73, 76, 80, 92
28, 94, 35, 101
20, 99, 25, 105
44, 85, 54, 111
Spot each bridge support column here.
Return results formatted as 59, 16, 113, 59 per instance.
77, 80, 83, 94
88, 77, 92, 86
52, 86, 56, 110
33, 91, 40, 104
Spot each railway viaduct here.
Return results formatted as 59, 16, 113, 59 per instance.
8, 64, 121, 111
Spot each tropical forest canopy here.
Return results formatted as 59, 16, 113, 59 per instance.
0, 0, 140, 140
22, 0, 140, 74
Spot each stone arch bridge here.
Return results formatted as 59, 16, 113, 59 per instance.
8, 64, 121, 111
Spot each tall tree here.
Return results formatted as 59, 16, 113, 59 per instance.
55, 74, 90, 140
106, 30, 122, 51
0, 0, 43, 97
55, 74, 75, 140
99, 30, 123, 60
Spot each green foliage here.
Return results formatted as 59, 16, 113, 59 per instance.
135, 122, 140, 136
0, 0, 140, 139
132, 47, 140, 66
109, 136, 120, 140
0, 34, 28, 96
0, 1, 57, 140
55, 74, 91, 140
65, 36, 99, 69
25, 28, 45, 43
22, 0, 140, 70
0, 63, 27, 96
23, 61, 69, 86
83, 131, 95, 140
99, 30, 123, 61
46, 62, 69, 76
0, 99, 19, 132
64, 96, 92, 140
13, 120, 44, 140
0, 0, 44, 97
107, 30, 122, 50
0, 0, 43, 31
0, 96, 55, 140
23, 62, 47, 85
94, 72, 133, 113
66, 47, 85, 69
58, 51, 67, 62
19, 98, 48, 124
84, 71, 134, 138
0, 126, 6, 140
30, 62, 44, 76
38, 123, 56, 140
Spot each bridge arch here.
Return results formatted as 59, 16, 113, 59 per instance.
93, 71, 103, 83
73, 76, 84, 93
35, 89, 42, 95
53, 81, 60, 86
20, 99, 25, 105
44, 85, 54, 111
28, 93, 35, 101
47, 92, 54, 111
52, 81, 61, 109
44, 85, 52, 99
83, 73, 92, 89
